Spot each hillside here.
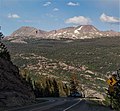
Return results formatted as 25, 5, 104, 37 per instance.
0, 41, 35, 109
3, 36, 120, 99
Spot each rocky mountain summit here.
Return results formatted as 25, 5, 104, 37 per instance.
7, 26, 47, 43
11, 26, 47, 37
6, 25, 120, 43
0, 57, 35, 107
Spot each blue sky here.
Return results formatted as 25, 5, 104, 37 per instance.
0, 0, 120, 35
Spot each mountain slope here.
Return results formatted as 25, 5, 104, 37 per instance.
47, 25, 120, 40
7, 26, 47, 43
11, 26, 47, 37
0, 57, 35, 107
6, 25, 120, 43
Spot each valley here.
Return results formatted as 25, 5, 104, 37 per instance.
3, 36, 120, 99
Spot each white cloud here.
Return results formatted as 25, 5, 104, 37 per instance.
8, 13, 20, 19
100, 13, 120, 24
53, 8, 59, 11
67, 2, 79, 6
65, 16, 91, 25
43, 2, 51, 6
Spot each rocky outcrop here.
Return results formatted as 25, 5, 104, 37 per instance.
0, 58, 35, 107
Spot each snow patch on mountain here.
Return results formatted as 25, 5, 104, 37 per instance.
74, 30, 80, 34
77, 26, 83, 31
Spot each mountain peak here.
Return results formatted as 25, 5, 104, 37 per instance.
11, 26, 47, 37
75, 25, 99, 32
7, 25, 120, 43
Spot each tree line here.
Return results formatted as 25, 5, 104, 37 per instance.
20, 68, 71, 97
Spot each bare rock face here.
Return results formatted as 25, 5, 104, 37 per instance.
0, 58, 35, 107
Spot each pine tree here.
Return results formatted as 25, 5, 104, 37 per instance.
69, 73, 79, 94
44, 78, 51, 97
0, 31, 4, 40
63, 83, 69, 96
58, 80, 65, 96
0, 31, 10, 60
34, 81, 42, 97
53, 78, 59, 97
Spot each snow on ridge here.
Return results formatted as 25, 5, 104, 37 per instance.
77, 26, 83, 31
74, 26, 83, 34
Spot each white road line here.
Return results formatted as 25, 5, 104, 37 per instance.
63, 100, 81, 111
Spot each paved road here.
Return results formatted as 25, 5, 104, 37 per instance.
6, 97, 113, 111
42, 98, 81, 111
7, 97, 82, 111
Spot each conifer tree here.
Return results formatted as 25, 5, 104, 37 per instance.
63, 84, 69, 96
34, 81, 41, 97
0, 32, 4, 40
0, 31, 10, 60
44, 78, 51, 97
53, 78, 59, 97
69, 73, 79, 94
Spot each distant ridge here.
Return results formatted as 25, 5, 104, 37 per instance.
6, 25, 120, 43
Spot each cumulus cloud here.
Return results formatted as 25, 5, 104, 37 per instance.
65, 16, 91, 25
8, 13, 20, 19
53, 8, 59, 11
67, 2, 79, 6
100, 13, 120, 24
43, 2, 51, 6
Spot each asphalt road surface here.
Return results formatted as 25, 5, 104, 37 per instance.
6, 98, 82, 111
7, 97, 114, 111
